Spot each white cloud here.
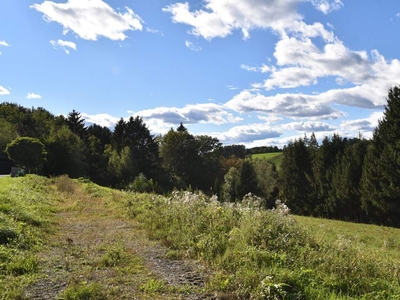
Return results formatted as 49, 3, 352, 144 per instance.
0, 40, 9, 47
163, 0, 301, 40
225, 90, 346, 119
81, 113, 120, 128
135, 103, 242, 126
396, 13, 400, 18
27, 93, 41, 99
31, 0, 143, 41
311, 0, 343, 14
0, 86, 10, 95
50, 39, 76, 54
261, 37, 372, 90
339, 111, 383, 139
283, 120, 335, 132
185, 40, 202, 51
227, 85, 239, 90
146, 28, 163, 36
213, 122, 282, 144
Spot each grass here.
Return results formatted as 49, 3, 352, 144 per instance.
252, 152, 283, 169
0, 175, 57, 299
2, 175, 400, 299
128, 191, 400, 299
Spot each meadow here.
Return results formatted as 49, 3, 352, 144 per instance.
1, 175, 399, 299
252, 152, 283, 169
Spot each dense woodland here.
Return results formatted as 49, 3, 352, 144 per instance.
1, 86, 399, 227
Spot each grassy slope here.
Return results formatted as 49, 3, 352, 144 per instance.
252, 152, 283, 169
1, 176, 400, 299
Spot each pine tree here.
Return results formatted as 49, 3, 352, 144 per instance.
361, 86, 400, 227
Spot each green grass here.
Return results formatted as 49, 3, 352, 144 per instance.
252, 152, 283, 169
2, 175, 400, 299
128, 191, 400, 299
0, 175, 59, 299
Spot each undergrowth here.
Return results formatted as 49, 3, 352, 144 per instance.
127, 190, 400, 299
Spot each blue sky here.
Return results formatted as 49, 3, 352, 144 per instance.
1, 0, 399, 147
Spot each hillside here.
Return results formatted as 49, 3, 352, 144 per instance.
1, 175, 400, 299
252, 152, 283, 169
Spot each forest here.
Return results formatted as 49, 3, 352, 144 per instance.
1, 86, 399, 228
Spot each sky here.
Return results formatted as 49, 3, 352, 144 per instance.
1, 0, 400, 147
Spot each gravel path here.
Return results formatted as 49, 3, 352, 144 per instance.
23, 192, 219, 299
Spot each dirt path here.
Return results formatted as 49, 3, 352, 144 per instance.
24, 189, 217, 299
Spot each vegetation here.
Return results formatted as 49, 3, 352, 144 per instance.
1, 85, 400, 229
128, 190, 400, 299
1, 175, 400, 299
252, 152, 283, 168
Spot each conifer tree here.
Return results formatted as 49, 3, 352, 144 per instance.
361, 86, 400, 226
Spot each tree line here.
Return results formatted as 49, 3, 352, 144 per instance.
1, 86, 399, 227
279, 86, 400, 227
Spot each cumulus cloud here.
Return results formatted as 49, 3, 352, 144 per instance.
339, 111, 383, 139
260, 38, 373, 90
283, 121, 335, 132
225, 90, 345, 119
27, 93, 41, 99
163, 0, 301, 40
50, 39, 76, 54
81, 113, 120, 128
0, 41, 9, 47
31, 0, 143, 41
311, 0, 343, 14
185, 40, 202, 51
135, 103, 242, 126
213, 123, 282, 144
0, 86, 10, 95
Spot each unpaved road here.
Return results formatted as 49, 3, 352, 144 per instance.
23, 187, 218, 299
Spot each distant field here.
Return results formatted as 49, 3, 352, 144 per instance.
252, 152, 283, 168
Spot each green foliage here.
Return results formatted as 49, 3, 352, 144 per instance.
237, 159, 259, 199
130, 191, 400, 299
0, 175, 58, 296
279, 137, 313, 215
6, 136, 46, 173
221, 167, 240, 202
45, 126, 87, 178
252, 159, 279, 207
139, 278, 166, 294
128, 173, 157, 193
60, 282, 107, 300
361, 86, 400, 227
0, 117, 18, 154
160, 126, 199, 188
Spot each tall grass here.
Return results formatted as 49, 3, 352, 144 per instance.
0, 175, 58, 298
128, 191, 400, 299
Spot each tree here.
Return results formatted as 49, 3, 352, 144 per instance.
361, 86, 400, 226
0, 118, 18, 155
237, 159, 259, 199
6, 137, 46, 173
252, 159, 279, 208
221, 167, 240, 202
44, 126, 87, 178
279, 137, 312, 215
66, 110, 87, 141
160, 127, 199, 188
195, 135, 223, 192
111, 116, 160, 182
